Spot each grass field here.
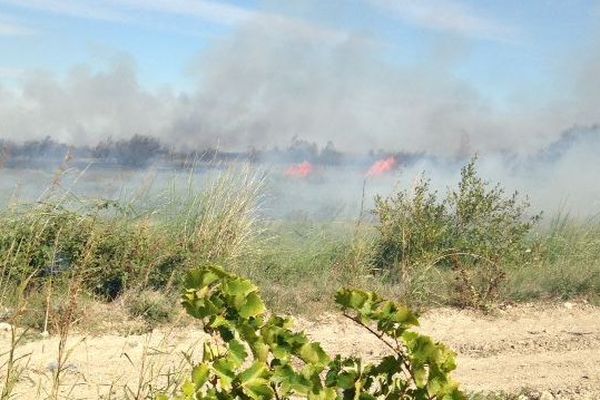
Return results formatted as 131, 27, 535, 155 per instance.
0, 162, 599, 399
0, 162, 598, 322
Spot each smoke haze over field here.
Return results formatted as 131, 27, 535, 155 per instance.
0, 1, 599, 215
2, 38, 600, 156
0, 1, 600, 156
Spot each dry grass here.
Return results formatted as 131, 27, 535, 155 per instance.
1, 162, 599, 398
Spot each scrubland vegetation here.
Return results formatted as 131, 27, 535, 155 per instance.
1, 157, 599, 327
0, 157, 599, 399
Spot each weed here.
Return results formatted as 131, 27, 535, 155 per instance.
166, 265, 465, 399
373, 156, 541, 308
124, 290, 177, 327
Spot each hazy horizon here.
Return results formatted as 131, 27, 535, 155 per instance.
1, 1, 599, 215
1, 1, 600, 156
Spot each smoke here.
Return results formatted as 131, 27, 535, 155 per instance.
0, 61, 184, 145
1, 4, 600, 156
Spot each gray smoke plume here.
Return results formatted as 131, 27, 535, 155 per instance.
0, 2, 599, 158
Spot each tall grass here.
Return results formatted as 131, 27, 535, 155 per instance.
1, 160, 599, 397
506, 212, 600, 302
160, 165, 267, 267
0, 163, 267, 398
0, 164, 266, 327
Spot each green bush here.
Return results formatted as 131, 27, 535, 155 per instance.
373, 157, 541, 307
0, 203, 166, 300
0, 166, 265, 305
162, 265, 465, 400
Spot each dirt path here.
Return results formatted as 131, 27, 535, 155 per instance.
1, 302, 599, 399
304, 302, 600, 399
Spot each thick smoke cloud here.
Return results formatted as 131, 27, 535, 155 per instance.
0, 6, 600, 157
0, 61, 181, 145
181, 26, 501, 154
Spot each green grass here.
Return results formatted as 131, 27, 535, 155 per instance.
505, 212, 600, 303
0, 164, 599, 332
0, 165, 267, 331
0, 164, 599, 400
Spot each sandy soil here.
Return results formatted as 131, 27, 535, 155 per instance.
1, 302, 599, 399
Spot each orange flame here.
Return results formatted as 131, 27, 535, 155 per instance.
366, 157, 396, 177
285, 161, 314, 177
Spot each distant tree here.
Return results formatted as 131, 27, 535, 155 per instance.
92, 137, 115, 160
0, 140, 11, 167
13, 136, 68, 160
114, 134, 163, 168
287, 136, 318, 162
319, 141, 343, 165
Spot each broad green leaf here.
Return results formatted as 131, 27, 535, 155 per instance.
213, 359, 236, 390
223, 278, 257, 298
308, 387, 338, 400
434, 346, 457, 372
181, 381, 195, 397
299, 343, 330, 366
242, 380, 274, 399
358, 394, 377, 400
335, 371, 358, 389
249, 339, 270, 363
202, 342, 219, 362
239, 292, 266, 318
191, 363, 210, 388
348, 290, 368, 309
272, 365, 312, 395
238, 361, 269, 384
271, 344, 292, 361
408, 336, 437, 364
227, 339, 248, 368
414, 366, 429, 388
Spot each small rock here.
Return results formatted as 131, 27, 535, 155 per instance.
46, 362, 78, 374
517, 395, 530, 400
47, 361, 59, 372
0, 322, 12, 332
65, 363, 78, 373
540, 391, 554, 400
528, 390, 541, 400
40, 330, 50, 338
563, 302, 574, 310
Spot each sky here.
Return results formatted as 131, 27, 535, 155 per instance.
1, 0, 600, 154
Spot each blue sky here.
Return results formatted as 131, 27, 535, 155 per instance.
0, 0, 599, 153
1, 1, 597, 93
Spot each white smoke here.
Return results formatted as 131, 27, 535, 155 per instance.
0, 2, 599, 159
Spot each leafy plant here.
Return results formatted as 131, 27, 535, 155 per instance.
373, 156, 541, 307
163, 265, 465, 399
373, 175, 449, 273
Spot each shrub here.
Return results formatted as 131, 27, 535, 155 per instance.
0, 203, 159, 301
162, 265, 465, 400
374, 176, 450, 270
373, 156, 541, 307
124, 289, 175, 326
0, 165, 265, 305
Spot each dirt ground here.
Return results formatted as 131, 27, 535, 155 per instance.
1, 301, 599, 399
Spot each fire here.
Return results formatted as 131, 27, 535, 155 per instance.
366, 157, 396, 177
285, 161, 314, 177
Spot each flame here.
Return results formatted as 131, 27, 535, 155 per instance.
285, 161, 314, 177
366, 157, 396, 177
